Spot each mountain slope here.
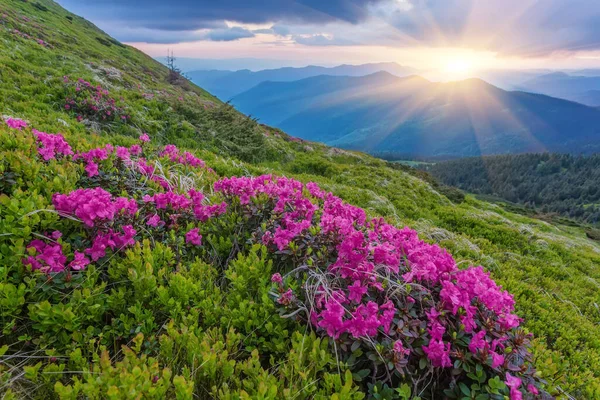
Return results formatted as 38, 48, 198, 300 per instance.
1, 1, 600, 398
519, 72, 600, 106
233, 73, 600, 158
188, 62, 417, 100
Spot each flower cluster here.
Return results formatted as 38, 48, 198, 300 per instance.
215, 175, 319, 251
142, 189, 226, 223
159, 145, 207, 169
85, 225, 137, 261
73, 134, 150, 178
74, 144, 112, 177
33, 129, 73, 161
23, 239, 67, 273
4, 117, 28, 130
11, 28, 51, 48
52, 187, 137, 227
63, 78, 128, 123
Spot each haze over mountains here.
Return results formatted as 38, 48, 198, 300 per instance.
232, 72, 600, 159
187, 62, 417, 100
517, 72, 600, 107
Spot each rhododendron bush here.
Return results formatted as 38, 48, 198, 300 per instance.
63, 77, 129, 124
215, 174, 546, 399
2, 118, 547, 399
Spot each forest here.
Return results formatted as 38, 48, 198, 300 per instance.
426, 153, 600, 226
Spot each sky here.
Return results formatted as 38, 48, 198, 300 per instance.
56, 0, 600, 78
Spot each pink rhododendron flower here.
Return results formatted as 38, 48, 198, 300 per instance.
159, 145, 207, 168
317, 298, 345, 339
306, 182, 324, 199
185, 228, 202, 246
113, 225, 137, 248
85, 161, 99, 177
23, 239, 67, 273
347, 280, 368, 303
129, 144, 142, 156
422, 339, 452, 367
85, 234, 112, 261
277, 289, 295, 305
69, 251, 90, 271
428, 321, 446, 341
33, 130, 73, 160
271, 273, 283, 284
468, 330, 487, 354
527, 384, 539, 395
53, 188, 136, 227
393, 340, 410, 358
116, 146, 130, 160
139, 133, 150, 142
5, 117, 27, 130
491, 351, 504, 368
505, 373, 523, 400
146, 214, 161, 227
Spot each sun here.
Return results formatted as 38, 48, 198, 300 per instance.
443, 58, 474, 79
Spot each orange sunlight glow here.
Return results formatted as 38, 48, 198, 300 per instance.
443, 58, 474, 79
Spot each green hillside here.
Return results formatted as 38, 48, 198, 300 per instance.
1, 1, 600, 398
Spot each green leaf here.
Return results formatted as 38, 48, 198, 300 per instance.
396, 383, 411, 400
459, 383, 471, 397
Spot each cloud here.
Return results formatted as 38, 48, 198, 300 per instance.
272, 25, 292, 36
56, 0, 600, 55
293, 34, 355, 46
206, 27, 255, 41
88, 25, 255, 44
252, 28, 275, 35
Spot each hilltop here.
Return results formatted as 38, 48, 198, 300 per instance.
232, 73, 600, 158
1, 1, 600, 398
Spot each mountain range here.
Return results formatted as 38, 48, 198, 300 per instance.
187, 62, 417, 100
232, 72, 600, 159
517, 72, 600, 107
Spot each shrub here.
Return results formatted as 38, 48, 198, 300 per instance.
63, 77, 129, 125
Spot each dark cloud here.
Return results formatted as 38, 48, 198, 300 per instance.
57, 0, 385, 30
56, 0, 385, 43
206, 27, 255, 41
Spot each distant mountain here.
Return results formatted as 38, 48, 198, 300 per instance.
232, 72, 600, 159
187, 62, 417, 100
475, 69, 551, 90
156, 57, 308, 72
518, 72, 600, 106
